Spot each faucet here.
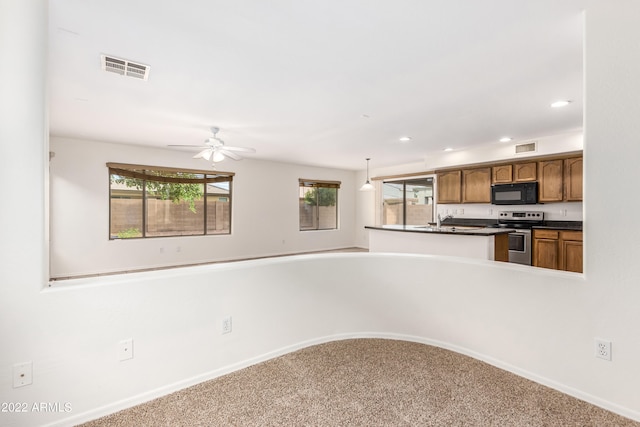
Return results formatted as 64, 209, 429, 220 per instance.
437, 213, 453, 229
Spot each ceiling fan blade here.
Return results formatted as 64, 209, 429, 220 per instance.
222, 146, 256, 153
193, 148, 213, 160
220, 150, 242, 160
168, 144, 204, 147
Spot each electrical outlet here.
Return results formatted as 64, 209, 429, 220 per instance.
595, 338, 612, 361
118, 339, 134, 361
222, 316, 232, 334
13, 362, 32, 388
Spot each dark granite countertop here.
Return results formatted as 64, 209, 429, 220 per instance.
365, 225, 515, 236
366, 218, 583, 235
533, 221, 583, 231
437, 218, 583, 231
436, 218, 499, 228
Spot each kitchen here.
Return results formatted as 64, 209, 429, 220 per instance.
365, 134, 583, 272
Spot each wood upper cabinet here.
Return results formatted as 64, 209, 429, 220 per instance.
437, 170, 461, 204
436, 153, 582, 204
564, 157, 583, 201
492, 162, 536, 183
513, 162, 537, 182
533, 229, 583, 273
492, 165, 512, 183
462, 168, 491, 203
538, 159, 564, 202
538, 156, 583, 202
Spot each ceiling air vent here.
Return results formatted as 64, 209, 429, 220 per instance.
515, 141, 537, 154
101, 55, 150, 80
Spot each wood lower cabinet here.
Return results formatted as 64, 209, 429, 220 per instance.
437, 170, 461, 203
563, 239, 584, 273
462, 168, 491, 203
533, 229, 583, 273
533, 230, 560, 269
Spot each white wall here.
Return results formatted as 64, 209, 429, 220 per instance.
2, 2, 640, 427
49, 137, 358, 278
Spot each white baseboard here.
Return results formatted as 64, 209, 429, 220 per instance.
44, 332, 640, 426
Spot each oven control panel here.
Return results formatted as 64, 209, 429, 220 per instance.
498, 211, 544, 222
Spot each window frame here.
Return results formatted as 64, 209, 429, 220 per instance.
108, 162, 234, 239
381, 176, 435, 226
298, 179, 340, 231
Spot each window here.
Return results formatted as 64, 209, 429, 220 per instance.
299, 179, 340, 231
382, 177, 434, 226
108, 163, 233, 239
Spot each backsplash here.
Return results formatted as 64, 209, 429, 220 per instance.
437, 202, 583, 222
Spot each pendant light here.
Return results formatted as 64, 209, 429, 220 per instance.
359, 158, 374, 191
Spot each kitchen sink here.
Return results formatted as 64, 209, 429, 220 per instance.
416, 225, 468, 231
414, 226, 481, 232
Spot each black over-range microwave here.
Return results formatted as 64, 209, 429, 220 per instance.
491, 182, 538, 205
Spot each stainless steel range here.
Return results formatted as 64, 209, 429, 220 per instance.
496, 211, 544, 265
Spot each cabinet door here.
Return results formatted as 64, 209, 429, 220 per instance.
564, 157, 583, 201
560, 230, 583, 273
492, 165, 512, 183
538, 159, 564, 202
563, 241, 583, 273
533, 238, 559, 269
462, 168, 491, 203
514, 162, 537, 182
437, 171, 461, 204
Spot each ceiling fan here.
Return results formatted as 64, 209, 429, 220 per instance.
169, 127, 256, 164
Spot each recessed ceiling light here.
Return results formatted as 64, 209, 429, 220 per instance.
399, 136, 412, 142
551, 100, 571, 108
443, 147, 453, 152
499, 137, 512, 143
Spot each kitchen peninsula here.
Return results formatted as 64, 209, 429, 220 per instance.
365, 225, 513, 262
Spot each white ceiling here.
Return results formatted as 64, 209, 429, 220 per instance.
48, 0, 585, 171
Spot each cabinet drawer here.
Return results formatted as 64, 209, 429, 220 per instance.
560, 230, 583, 241
533, 229, 559, 239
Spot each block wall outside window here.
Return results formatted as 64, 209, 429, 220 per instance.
299, 179, 340, 231
382, 177, 434, 226
108, 163, 233, 239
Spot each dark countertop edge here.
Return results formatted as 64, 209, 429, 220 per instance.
436, 218, 583, 231
364, 225, 515, 236
533, 225, 583, 231
533, 220, 583, 231
437, 219, 498, 227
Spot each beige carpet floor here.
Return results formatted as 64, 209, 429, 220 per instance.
80, 339, 638, 426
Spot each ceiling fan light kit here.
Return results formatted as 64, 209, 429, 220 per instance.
212, 151, 225, 162
169, 126, 255, 166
